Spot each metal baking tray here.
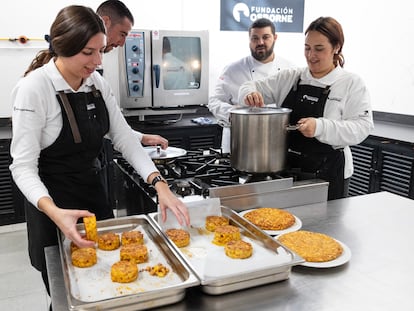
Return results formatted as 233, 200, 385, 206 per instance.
58, 215, 199, 311
149, 205, 304, 295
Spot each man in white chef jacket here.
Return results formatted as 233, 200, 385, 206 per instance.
97, 0, 168, 148
208, 18, 295, 153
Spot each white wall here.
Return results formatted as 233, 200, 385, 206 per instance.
1, 0, 413, 117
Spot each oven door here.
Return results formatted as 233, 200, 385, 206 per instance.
151, 30, 209, 107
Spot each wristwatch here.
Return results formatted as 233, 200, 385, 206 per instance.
151, 175, 167, 187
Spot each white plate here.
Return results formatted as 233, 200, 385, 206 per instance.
239, 208, 302, 236
144, 146, 187, 160
276, 235, 352, 268
300, 239, 351, 268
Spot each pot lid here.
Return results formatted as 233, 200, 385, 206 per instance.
230, 106, 291, 115
144, 146, 187, 160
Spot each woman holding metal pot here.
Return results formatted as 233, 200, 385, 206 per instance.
239, 16, 374, 200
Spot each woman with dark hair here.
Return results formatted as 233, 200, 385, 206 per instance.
239, 16, 374, 200
10, 5, 189, 295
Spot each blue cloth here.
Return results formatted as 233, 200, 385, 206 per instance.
191, 117, 213, 125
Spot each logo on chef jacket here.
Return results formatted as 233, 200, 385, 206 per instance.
220, 0, 304, 33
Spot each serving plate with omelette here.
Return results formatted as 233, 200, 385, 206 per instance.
277, 230, 351, 268
239, 207, 302, 235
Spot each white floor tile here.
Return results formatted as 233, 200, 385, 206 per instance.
0, 291, 49, 311
0, 225, 50, 310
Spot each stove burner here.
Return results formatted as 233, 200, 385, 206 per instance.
172, 180, 193, 197
243, 173, 285, 183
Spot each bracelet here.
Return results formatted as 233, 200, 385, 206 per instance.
151, 175, 167, 187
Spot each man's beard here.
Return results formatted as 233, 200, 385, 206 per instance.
251, 42, 275, 61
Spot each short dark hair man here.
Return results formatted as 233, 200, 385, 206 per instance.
97, 0, 168, 148
97, 0, 134, 53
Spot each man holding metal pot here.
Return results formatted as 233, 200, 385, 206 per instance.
208, 18, 295, 153
239, 16, 374, 200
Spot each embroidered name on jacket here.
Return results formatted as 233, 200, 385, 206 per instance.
302, 94, 319, 102
86, 103, 96, 110
328, 96, 342, 102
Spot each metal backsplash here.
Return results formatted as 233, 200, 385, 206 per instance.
209, 178, 328, 212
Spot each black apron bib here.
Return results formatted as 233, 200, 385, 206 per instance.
25, 86, 112, 271
281, 79, 345, 200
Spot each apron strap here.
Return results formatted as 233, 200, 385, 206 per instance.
58, 91, 82, 144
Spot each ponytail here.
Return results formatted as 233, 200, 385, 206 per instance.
24, 50, 53, 77
24, 35, 55, 77
334, 52, 345, 68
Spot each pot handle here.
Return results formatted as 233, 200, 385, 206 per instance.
286, 124, 301, 131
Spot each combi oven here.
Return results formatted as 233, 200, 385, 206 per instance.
118, 29, 209, 115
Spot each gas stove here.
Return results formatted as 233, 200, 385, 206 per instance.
113, 148, 329, 216
115, 148, 298, 198
115, 149, 232, 201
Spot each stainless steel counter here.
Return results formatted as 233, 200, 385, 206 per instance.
372, 119, 414, 143
45, 191, 414, 310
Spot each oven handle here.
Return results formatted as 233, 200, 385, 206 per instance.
153, 64, 160, 88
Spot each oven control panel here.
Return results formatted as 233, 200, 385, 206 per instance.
124, 31, 146, 97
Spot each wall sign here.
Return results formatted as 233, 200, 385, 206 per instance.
220, 0, 304, 33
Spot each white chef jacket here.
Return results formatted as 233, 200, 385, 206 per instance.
208, 54, 295, 152
10, 59, 157, 207
238, 66, 375, 179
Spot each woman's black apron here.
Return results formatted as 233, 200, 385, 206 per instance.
281, 79, 345, 200
25, 86, 113, 271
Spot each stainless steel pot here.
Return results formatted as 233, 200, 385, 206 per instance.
230, 107, 292, 173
